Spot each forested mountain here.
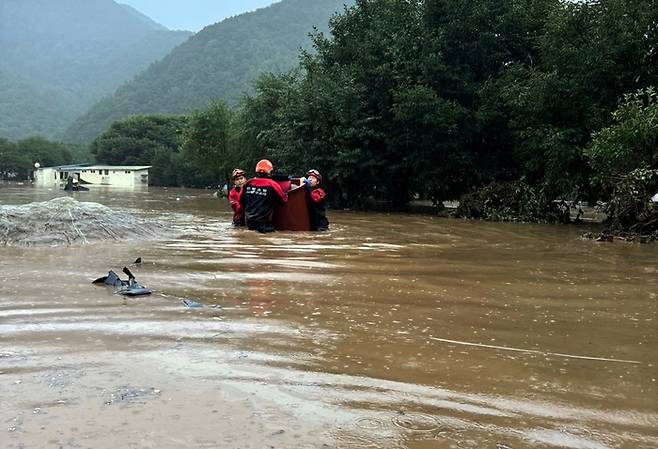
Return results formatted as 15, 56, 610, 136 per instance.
0, 0, 192, 140
63, 0, 355, 143
0, 71, 73, 139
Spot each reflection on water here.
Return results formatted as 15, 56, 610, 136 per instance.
1, 185, 656, 449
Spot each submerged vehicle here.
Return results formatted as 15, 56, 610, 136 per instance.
93, 266, 152, 296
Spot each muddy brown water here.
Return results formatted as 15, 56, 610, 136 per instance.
0, 185, 656, 449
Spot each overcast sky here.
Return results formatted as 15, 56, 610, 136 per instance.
120, 0, 279, 31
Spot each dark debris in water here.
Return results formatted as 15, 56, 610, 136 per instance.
182, 299, 203, 309
582, 230, 657, 243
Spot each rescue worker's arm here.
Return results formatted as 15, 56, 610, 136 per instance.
229, 199, 241, 213
229, 190, 242, 214
271, 181, 288, 204
310, 188, 326, 203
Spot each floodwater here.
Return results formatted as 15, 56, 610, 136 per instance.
0, 185, 656, 449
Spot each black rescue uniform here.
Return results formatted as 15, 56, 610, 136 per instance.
307, 185, 329, 231
239, 173, 288, 233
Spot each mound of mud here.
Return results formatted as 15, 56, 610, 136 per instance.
0, 197, 164, 246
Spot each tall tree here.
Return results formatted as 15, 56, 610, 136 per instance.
91, 115, 187, 186
183, 102, 233, 186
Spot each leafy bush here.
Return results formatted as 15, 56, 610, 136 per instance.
455, 181, 566, 223
606, 168, 658, 236
587, 87, 658, 193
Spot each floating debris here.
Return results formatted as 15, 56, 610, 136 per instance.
115, 284, 153, 297
93, 267, 152, 297
182, 299, 203, 309
0, 197, 164, 246
93, 270, 128, 287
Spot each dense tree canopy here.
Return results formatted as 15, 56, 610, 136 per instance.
0, 137, 72, 180
90, 115, 190, 186
183, 102, 233, 184
587, 87, 658, 186
229, 0, 658, 210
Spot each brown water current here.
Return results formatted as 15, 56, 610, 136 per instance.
0, 186, 656, 449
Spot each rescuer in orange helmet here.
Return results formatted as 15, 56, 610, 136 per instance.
239, 159, 287, 233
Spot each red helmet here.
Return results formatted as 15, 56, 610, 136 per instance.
255, 159, 273, 174
306, 169, 322, 184
232, 168, 246, 180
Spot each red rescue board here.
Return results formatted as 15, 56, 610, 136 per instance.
273, 185, 311, 231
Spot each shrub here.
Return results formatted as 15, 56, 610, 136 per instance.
456, 181, 566, 223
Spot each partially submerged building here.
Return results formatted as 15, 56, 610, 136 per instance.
34, 164, 151, 188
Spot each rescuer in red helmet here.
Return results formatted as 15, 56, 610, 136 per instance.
303, 169, 329, 231
239, 159, 288, 233
228, 168, 246, 226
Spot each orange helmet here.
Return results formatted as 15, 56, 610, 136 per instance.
255, 159, 273, 174
231, 168, 246, 180
306, 169, 322, 184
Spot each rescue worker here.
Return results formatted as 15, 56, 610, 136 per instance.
240, 159, 288, 233
65, 176, 80, 191
64, 176, 74, 191
303, 169, 329, 231
228, 168, 246, 226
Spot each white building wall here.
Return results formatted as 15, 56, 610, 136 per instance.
78, 168, 149, 187
34, 167, 58, 187
134, 170, 149, 186
33, 166, 150, 188
79, 168, 133, 187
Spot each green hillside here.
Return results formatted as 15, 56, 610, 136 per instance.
63, 0, 355, 143
0, 71, 75, 140
0, 0, 192, 140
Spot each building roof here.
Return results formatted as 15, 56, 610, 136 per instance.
81, 166, 152, 170
55, 164, 93, 170
41, 164, 152, 171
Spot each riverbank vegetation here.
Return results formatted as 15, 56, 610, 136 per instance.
604, 168, 658, 241
583, 87, 658, 240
